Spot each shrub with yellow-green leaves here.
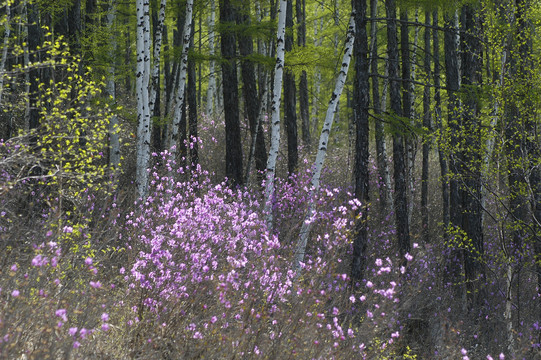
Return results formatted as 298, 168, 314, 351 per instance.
2, 32, 120, 239
35, 44, 116, 194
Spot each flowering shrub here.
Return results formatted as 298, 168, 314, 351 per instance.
118, 156, 375, 358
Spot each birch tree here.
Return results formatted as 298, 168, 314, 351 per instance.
148, 0, 166, 117
294, 15, 355, 272
167, 0, 193, 152
135, 0, 152, 198
264, 0, 287, 229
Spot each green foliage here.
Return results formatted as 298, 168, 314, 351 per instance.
285, 43, 337, 77
34, 62, 115, 198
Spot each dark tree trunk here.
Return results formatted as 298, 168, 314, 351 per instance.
460, 4, 485, 309
68, 0, 82, 54
284, 0, 297, 175
445, 12, 461, 228
297, 0, 310, 147
386, 0, 410, 256
400, 8, 415, 226
371, 0, 392, 214
85, 0, 97, 26
443, 11, 462, 288
27, 2, 40, 132
434, 10, 449, 235
421, 11, 431, 243
188, 24, 198, 170
220, 0, 243, 185
237, 4, 267, 176
400, 9, 411, 127
351, 0, 370, 284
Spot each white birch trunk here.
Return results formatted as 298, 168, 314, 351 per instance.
294, 16, 355, 271
264, 0, 287, 229
0, 1, 11, 105
148, 0, 166, 113
205, 0, 216, 117
106, 0, 120, 170
136, 0, 152, 198
167, 0, 193, 151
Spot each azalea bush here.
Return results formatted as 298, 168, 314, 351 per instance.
114, 153, 396, 358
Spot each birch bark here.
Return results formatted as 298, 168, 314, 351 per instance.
148, 0, 166, 114
294, 15, 355, 271
136, 0, 152, 198
168, 0, 193, 151
264, 0, 287, 229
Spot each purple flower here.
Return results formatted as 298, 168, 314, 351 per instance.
31, 254, 48, 267
101, 313, 109, 322
85, 257, 93, 265
10, 264, 17, 272
69, 327, 78, 336
55, 309, 68, 322
11, 290, 19, 297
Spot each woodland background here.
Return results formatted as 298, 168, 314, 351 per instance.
0, 0, 540, 359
